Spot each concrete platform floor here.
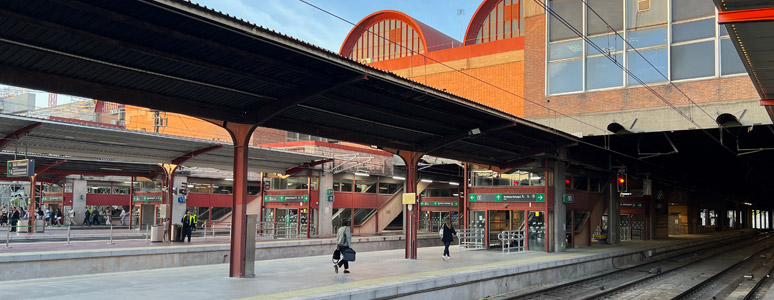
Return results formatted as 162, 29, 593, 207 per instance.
0, 233, 734, 300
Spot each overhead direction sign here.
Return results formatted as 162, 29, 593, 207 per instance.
7, 159, 34, 177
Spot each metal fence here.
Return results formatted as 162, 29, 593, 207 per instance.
497, 230, 525, 253
457, 228, 485, 250
257, 221, 298, 239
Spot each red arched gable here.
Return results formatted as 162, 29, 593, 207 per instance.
339, 10, 459, 59
464, 0, 521, 46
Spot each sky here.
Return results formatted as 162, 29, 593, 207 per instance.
192, 0, 483, 52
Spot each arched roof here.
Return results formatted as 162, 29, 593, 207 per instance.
464, 0, 518, 46
339, 10, 460, 58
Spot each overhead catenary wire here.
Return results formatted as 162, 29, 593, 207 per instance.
297, 0, 609, 135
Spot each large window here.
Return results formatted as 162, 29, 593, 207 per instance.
473, 0, 523, 44
547, 0, 746, 96
472, 169, 545, 187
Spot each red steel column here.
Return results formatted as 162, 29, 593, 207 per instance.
223, 122, 258, 278
463, 163, 469, 229
307, 168, 311, 239
397, 151, 422, 259
28, 175, 36, 233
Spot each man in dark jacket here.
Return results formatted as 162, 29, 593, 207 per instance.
181, 211, 193, 243
83, 208, 91, 226
10, 207, 19, 232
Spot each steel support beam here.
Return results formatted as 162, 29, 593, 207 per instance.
35, 159, 67, 174
718, 7, 774, 24
171, 145, 223, 165
396, 150, 423, 259
0, 122, 42, 150
221, 122, 258, 278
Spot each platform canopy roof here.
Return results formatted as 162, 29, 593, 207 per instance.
0, 114, 327, 178
0, 0, 578, 168
716, 0, 774, 120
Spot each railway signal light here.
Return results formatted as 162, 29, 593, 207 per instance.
616, 174, 627, 192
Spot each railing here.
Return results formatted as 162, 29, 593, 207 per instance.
201, 221, 232, 239
457, 228, 485, 250
497, 230, 525, 253
257, 221, 298, 239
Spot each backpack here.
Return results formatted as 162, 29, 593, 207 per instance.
439, 226, 444, 238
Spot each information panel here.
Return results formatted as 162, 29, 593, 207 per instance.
7, 159, 34, 177
469, 193, 546, 202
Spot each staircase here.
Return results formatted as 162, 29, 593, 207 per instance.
354, 180, 431, 234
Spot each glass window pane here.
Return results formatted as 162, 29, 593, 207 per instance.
627, 0, 667, 29
721, 38, 746, 75
719, 24, 728, 36
671, 41, 714, 80
587, 54, 623, 89
587, 0, 623, 35
549, 39, 583, 60
672, 0, 715, 21
627, 47, 667, 84
587, 34, 624, 55
672, 19, 715, 43
548, 59, 583, 94
627, 26, 666, 48
550, 0, 583, 41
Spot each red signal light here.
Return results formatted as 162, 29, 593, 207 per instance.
565, 179, 570, 184
618, 177, 625, 184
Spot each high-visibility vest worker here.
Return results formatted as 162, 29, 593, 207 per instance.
190, 213, 197, 229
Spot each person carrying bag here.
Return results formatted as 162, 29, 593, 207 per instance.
333, 219, 355, 274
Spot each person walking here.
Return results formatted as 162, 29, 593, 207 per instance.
9, 207, 19, 232
181, 211, 193, 243
92, 208, 99, 226
1, 206, 7, 227
68, 208, 75, 226
441, 216, 457, 261
83, 208, 91, 226
334, 218, 352, 274
120, 208, 127, 226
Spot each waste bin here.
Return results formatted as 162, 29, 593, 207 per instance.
35, 219, 45, 233
172, 224, 182, 242
150, 225, 163, 242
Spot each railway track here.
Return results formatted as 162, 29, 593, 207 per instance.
486, 232, 771, 300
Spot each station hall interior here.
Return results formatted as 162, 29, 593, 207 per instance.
0, 0, 773, 284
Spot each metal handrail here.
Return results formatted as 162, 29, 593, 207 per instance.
497, 230, 525, 253
457, 228, 485, 250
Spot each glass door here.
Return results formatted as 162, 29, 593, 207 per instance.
528, 211, 545, 251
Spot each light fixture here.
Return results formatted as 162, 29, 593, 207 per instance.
469, 128, 481, 135
449, 182, 459, 186
354, 172, 370, 177
392, 176, 405, 180
224, 178, 234, 181
743, 202, 753, 206
530, 176, 542, 180
187, 184, 194, 187
420, 179, 433, 183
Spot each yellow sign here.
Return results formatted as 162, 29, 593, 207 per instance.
402, 193, 416, 205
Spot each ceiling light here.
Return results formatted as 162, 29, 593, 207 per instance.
449, 182, 459, 186
420, 179, 433, 183
354, 172, 370, 177
530, 176, 542, 180
392, 176, 405, 180
224, 178, 234, 181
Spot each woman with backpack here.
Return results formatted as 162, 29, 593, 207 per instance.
440, 215, 457, 261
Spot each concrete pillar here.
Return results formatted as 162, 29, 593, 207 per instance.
317, 169, 333, 238
607, 175, 621, 245
171, 175, 187, 224
72, 179, 87, 224
553, 161, 566, 252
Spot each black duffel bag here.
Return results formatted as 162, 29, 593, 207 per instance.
342, 247, 356, 262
